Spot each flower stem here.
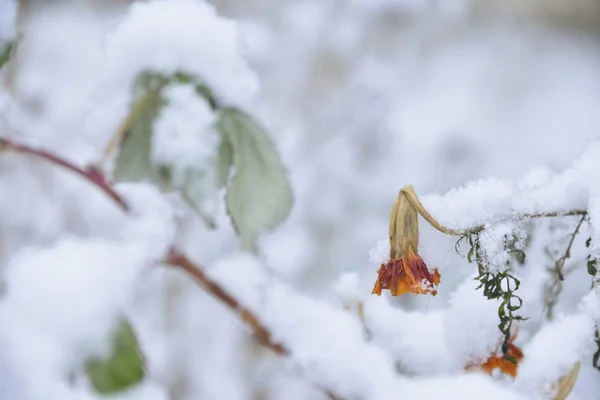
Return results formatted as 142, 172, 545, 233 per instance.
401, 185, 587, 236
166, 248, 288, 355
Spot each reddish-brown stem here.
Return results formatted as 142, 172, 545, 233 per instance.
0, 138, 129, 211
167, 248, 288, 354
0, 136, 295, 380
0, 137, 288, 352
166, 249, 344, 399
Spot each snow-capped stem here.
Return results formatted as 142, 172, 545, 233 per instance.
0, 137, 130, 211
401, 185, 588, 236
167, 249, 343, 400
0, 137, 282, 350
401, 186, 469, 235
0, 135, 343, 400
166, 248, 288, 355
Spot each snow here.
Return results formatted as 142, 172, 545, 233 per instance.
0, 176, 175, 399
0, 238, 147, 399
365, 296, 450, 376
104, 0, 259, 109
579, 288, 600, 323
421, 142, 600, 230
408, 374, 526, 400
117, 183, 177, 262
444, 277, 507, 370
331, 272, 362, 304
478, 222, 525, 272
152, 84, 220, 187
348, 0, 430, 14
587, 197, 600, 251
516, 314, 595, 398
0, 0, 16, 44
83, 0, 259, 183
208, 254, 529, 398
369, 239, 391, 265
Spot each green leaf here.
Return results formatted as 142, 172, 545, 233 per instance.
509, 249, 526, 264
168, 71, 219, 110
113, 71, 226, 226
507, 295, 523, 311
0, 42, 13, 70
467, 246, 475, 263
113, 73, 168, 188
217, 108, 294, 252
588, 259, 598, 277
503, 355, 518, 364
85, 319, 145, 395
216, 136, 233, 187
180, 168, 220, 228
593, 329, 600, 370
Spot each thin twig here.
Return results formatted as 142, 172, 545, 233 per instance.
540, 214, 588, 324
356, 302, 373, 341
555, 214, 587, 280
447, 210, 587, 236
0, 137, 129, 210
166, 248, 288, 355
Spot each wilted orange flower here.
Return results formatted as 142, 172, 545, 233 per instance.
372, 187, 441, 297
480, 338, 524, 377
372, 248, 441, 296
465, 332, 524, 377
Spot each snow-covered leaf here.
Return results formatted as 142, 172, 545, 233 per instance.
113, 71, 224, 226
216, 135, 233, 187
113, 72, 168, 189
217, 108, 293, 251
84, 318, 145, 395
180, 169, 220, 228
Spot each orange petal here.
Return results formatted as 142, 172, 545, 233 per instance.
372, 255, 441, 297
372, 265, 384, 295
480, 343, 524, 377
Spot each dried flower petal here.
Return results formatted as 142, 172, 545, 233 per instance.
372, 188, 441, 297
554, 362, 581, 400
372, 248, 440, 296
480, 342, 524, 377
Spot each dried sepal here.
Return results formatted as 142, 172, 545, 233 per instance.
390, 188, 419, 259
